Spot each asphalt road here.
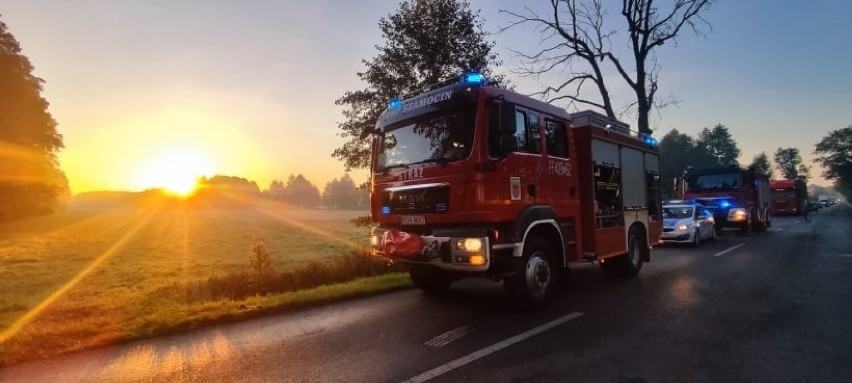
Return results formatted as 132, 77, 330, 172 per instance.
2, 204, 851, 383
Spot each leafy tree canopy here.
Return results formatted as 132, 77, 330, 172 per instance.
0, 17, 68, 221
773, 147, 810, 182
749, 152, 774, 179
332, 0, 501, 171
813, 126, 852, 198
696, 124, 740, 167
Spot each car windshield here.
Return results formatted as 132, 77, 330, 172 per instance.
376, 109, 475, 171
663, 206, 694, 219
687, 173, 740, 192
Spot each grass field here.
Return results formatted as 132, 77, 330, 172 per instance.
0, 201, 408, 365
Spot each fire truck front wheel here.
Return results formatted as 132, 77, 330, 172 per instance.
505, 236, 557, 307
409, 266, 454, 295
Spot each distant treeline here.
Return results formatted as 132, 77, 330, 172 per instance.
69, 173, 368, 211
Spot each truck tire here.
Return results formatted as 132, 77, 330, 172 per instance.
753, 208, 767, 232
601, 227, 644, 278
505, 236, 556, 307
409, 266, 453, 295
740, 214, 753, 234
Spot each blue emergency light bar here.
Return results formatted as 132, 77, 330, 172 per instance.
386, 72, 487, 111
640, 133, 658, 147
460, 72, 486, 86
389, 98, 403, 111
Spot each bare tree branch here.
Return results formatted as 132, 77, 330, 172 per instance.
503, 0, 713, 134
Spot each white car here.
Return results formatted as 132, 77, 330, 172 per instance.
661, 202, 716, 246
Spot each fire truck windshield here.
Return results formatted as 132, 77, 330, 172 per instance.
687, 172, 741, 192
376, 109, 475, 171
771, 189, 796, 199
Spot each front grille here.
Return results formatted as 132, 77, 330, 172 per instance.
383, 184, 450, 214
663, 228, 674, 232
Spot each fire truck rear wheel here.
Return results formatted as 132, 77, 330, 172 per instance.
409, 266, 453, 295
505, 236, 556, 307
601, 227, 644, 278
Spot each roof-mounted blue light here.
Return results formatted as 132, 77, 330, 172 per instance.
640, 133, 658, 147
460, 72, 486, 86
389, 98, 403, 111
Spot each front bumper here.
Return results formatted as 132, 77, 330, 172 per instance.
369, 226, 516, 272
661, 230, 692, 243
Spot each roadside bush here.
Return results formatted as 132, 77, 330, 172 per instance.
203, 246, 391, 301
248, 242, 276, 293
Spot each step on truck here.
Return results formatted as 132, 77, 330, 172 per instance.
683, 165, 771, 233
366, 72, 663, 306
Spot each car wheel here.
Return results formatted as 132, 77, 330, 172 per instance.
692, 229, 701, 247
710, 226, 717, 241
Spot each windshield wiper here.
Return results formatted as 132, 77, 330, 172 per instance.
379, 163, 409, 173
408, 158, 450, 167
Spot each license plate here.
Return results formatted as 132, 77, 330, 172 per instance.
400, 215, 426, 225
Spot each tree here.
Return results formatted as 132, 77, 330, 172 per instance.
658, 129, 694, 199
658, 128, 715, 198
696, 124, 740, 166
772, 147, 810, 182
749, 152, 774, 179
813, 126, 852, 199
192, 175, 261, 208
322, 173, 365, 210
333, 0, 501, 171
504, 0, 713, 134
0, 17, 69, 221
264, 180, 287, 200
285, 174, 321, 207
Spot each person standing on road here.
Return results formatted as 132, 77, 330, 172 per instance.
804, 203, 811, 223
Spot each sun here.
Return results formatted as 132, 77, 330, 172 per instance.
136, 150, 215, 196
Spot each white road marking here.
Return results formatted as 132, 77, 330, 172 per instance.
839, 254, 852, 258
424, 325, 474, 348
769, 228, 783, 233
403, 312, 584, 383
714, 243, 745, 257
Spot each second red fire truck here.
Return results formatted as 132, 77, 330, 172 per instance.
769, 178, 808, 215
367, 72, 662, 306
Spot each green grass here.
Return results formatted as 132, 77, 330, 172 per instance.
0, 204, 408, 365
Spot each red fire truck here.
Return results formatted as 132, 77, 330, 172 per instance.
366, 72, 662, 306
769, 179, 808, 215
683, 166, 771, 232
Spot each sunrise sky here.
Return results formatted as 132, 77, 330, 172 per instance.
2, 0, 851, 194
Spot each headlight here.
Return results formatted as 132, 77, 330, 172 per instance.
675, 224, 689, 232
454, 238, 484, 252
369, 235, 381, 247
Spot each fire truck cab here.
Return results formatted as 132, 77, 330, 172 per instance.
769, 179, 808, 215
367, 72, 662, 306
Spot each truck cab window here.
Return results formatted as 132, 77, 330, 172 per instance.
511, 110, 541, 154
545, 119, 568, 158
